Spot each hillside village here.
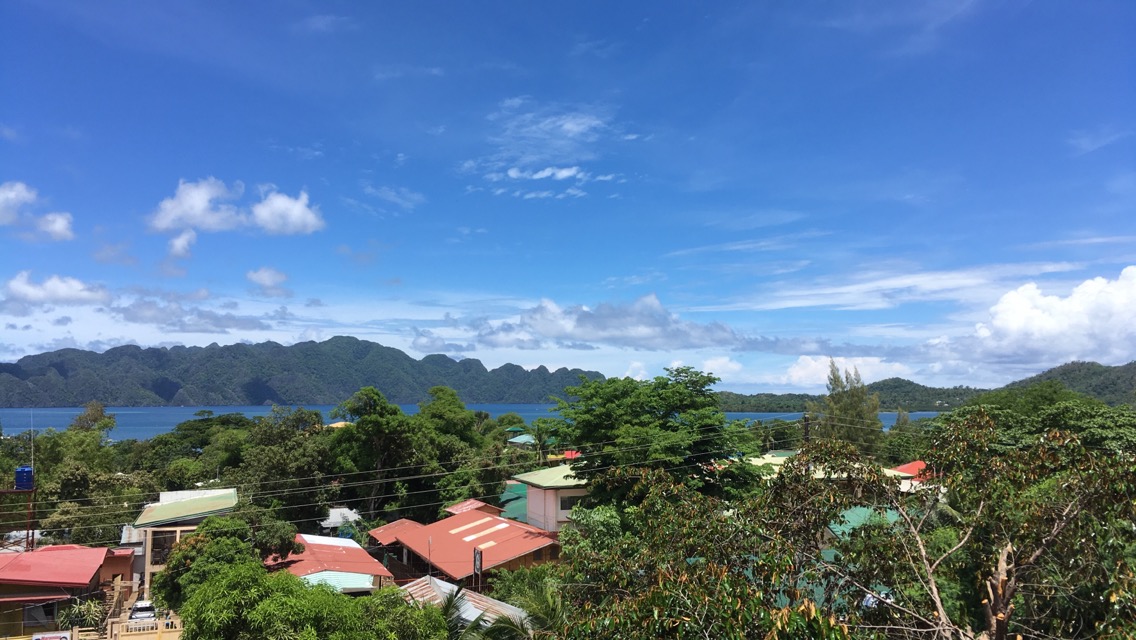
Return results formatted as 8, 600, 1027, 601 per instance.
0, 363, 1132, 639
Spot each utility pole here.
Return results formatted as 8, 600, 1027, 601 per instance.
802, 414, 810, 445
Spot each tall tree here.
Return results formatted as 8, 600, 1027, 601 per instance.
806, 359, 884, 456
558, 366, 762, 502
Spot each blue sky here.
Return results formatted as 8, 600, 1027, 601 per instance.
1, 1, 1134, 393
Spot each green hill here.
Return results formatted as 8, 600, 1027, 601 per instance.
0, 336, 603, 407
1004, 361, 1136, 406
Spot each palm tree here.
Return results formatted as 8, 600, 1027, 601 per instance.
481, 578, 566, 639
436, 585, 488, 640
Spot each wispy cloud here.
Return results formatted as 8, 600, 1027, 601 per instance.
1067, 125, 1132, 156
825, 0, 980, 55
363, 184, 427, 210
374, 64, 445, 81
295, 14, 355, 35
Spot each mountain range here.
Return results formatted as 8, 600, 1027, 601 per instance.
0, 337, 603, 407
1, 338, 1132, 410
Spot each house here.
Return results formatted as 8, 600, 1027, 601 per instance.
0, 545, 110, 636
268, 534, 392, 594
443, 499, 503, 517
320, 507, 362, 536
369, 510, 558, 585
133, 488, 239, 598
511, 464, 587, 533
400, 575, 527, 625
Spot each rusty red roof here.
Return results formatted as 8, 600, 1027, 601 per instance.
369, 518, 425, 546
268, 534, 391, 580
0, 546, 109, 588
394, 510, 557, 580
443, 499, 503, 516
891, 460, 928, 480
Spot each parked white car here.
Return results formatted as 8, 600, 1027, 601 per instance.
128, 600, 157, 620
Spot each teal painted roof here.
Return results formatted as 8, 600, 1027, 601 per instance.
828, 506, 900, 539
512, 464, 585, 489
302, 570, 376, 592
134, 489, 238, 527
499, 483, 528, 523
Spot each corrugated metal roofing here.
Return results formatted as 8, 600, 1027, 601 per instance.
301, 570, 377, 593
395, 510, 557, 580
0, 546, 108, 588
828, 506, 900, 539
270, 534, 391, 583
134, 488, 238, 527
512, 464, 586, 490
890, 460, 927, 479
401, 576, 527, 625
320, 507, 362, 528
369, 518, 425, 546
444, 499, 503, 516
499, 483, 528, 523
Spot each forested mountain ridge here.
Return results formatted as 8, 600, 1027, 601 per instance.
719, 362, 1136, 411
1006, 360, 1136, 406
0, 336, 603, 407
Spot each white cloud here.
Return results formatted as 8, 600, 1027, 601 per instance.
4, 271, 109, 304
150, 177, 244, 232
150, 178, 325, 244
531, 166, 581, 180
1068, 125, 1132, 156
974, 266, 1136, 364
782, 355, 912, 386
0, 181, 36, 225
374, 65, 445, 81
295, 14, 354, 34
363, 184, 426, 210
522, 191, 554, 200
251, 189, 325, 234
36, 212, 74, 240
702, 356, 744, 378
246, 267, 291, 297
168, 229, 197, 258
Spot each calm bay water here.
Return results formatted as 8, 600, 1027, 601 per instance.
0, 405, 938, 441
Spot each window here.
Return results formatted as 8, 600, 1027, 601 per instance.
533, 548, 544, 562
550, 545, 560, 560
559, 494, 583, 511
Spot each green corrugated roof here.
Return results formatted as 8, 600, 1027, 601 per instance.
499, 483, 528, 523
512, 464, 586, 489
302, 570, 376, 592
827, 506, 899, 539
134, 489, 239, 527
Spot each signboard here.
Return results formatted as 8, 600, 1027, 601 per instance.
473, 547, 483, 576
33, 632, 71, 640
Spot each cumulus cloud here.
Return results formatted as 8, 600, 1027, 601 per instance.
702, 356, 744, 378
149, 178, 325, 255
782, 355, 913, 386
168, 229, 197, 258
251, 189, 324, 234
35, 212, 74, 240
246, 267, 292, 298
4, 271, 109, 305
411, 328, 475, 354
0, 181, 36, 225
974, 266, 1136, 365
150, 178, 244, 232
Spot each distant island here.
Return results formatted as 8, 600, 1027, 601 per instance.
0, 336, 603, 407
1, 337, 1132, 410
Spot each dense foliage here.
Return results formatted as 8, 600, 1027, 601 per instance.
0, 336, 602, 407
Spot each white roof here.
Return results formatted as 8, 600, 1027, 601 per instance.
320, 507, 362, 529
298, 533, 360, 548
158, 488, 235, 504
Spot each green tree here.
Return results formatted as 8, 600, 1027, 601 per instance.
69, 400, 116, 432
806, 359, 884, 456
558, 366, 761, 502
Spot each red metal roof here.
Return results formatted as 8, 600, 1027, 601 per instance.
0, 546, 109, 588
891, 460, 928, 480
268, 534, 391, 580
369, 518, 425, 546
444, 499, 503, 516
0, 589, 71, 604
394, 510, 557, 580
